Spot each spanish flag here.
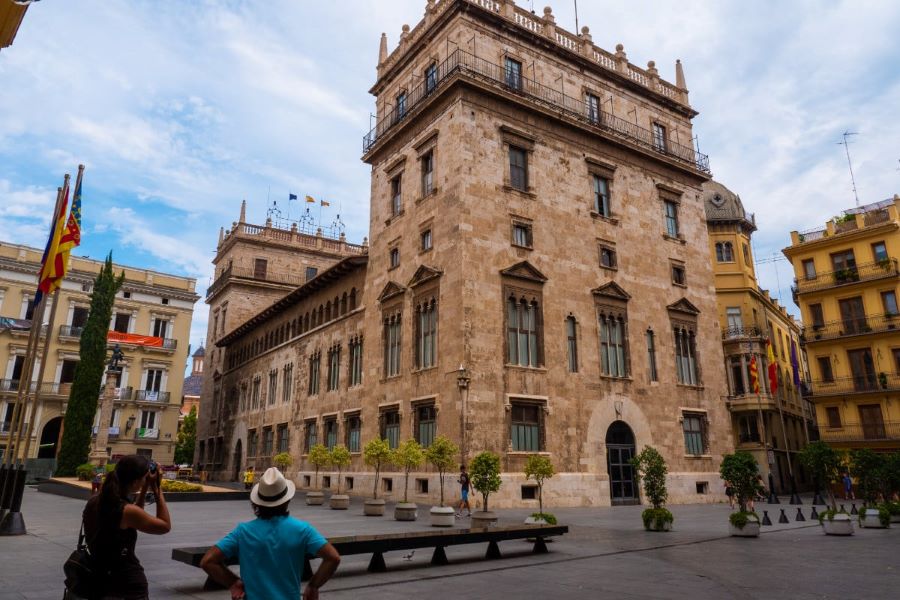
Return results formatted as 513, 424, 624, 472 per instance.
305, 195, 316, 203
766, 338, 778, 395
57, 167, 83, 273
749, 354, 760, 394
34, 179, 70, 306
320, 199, 330, 207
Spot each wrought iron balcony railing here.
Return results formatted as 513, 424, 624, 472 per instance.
821, 421, 900, 442
802, 312, 900, 343
804, 374, 900, 397
362, 49, 710, 173
59, 325, 84, 338
135, 390, 170, 403
721, 326, 763, 341
0, 421, 27, 435
794, 258, 899, 295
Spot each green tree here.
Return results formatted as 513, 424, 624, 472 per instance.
425, 435, 458, 507
273, 452, 293, 472
307, 444, 330, 490
849, 448, 886, 506
56, 254, 124, 476
719, 451, 759, 513
174, 405, 197, 464
798, 441, 844, 511
524, 454, 555, 517
392, 439, 425, 503
329, 445, 352, 494
363, 438, 392, 499
470, 451, 502, 512
631, 446, 673, 531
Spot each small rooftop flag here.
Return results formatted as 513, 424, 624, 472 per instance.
320, 199, 330, 207
288, 193, 297, 201
305, 195, 315, 203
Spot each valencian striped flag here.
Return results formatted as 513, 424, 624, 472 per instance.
749, 354, 760, 394
34, 178, 70, 306
57, 167, 83, 277
766, 338, 778, 395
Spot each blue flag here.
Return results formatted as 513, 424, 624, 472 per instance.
288, 193, 297, 201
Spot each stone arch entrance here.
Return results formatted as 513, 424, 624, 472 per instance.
606, 421, 639, 505
38, 416, 63, 459
232, 439, 242, 482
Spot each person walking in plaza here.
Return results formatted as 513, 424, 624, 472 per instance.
724, 480, 735, 509
90, 465, 104, 495
842, 472, 854, 500
243, 465, 255, 491
75, 455, 171, 600
456, 464, 474, 518
201, 467, 340, 600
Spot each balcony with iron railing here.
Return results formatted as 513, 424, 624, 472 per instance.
135, 390, 170, 403
362, 49, 710, 174
59, 325, 84, 338
134, 428, 160, 440
91, 426, 120, 439
793, 258, 899, 296
791, 201, 898, 247
0, 421, 27, 435
721, 326, 764, 341
820, 421, 900, 443
802, 312, 900, 343
803, 373, 900, 398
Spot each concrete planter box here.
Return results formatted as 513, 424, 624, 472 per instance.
646, 521, 672, 532
524, 516, 548, 525
364, 498, 386, 516
822, 513, 854, 535
305, 491, 325, 506
890, 514, 900, 524
471, 511, 498, 528
394, 502, 418, 521
328, 494, 350, 510
430, 506, 456, 527
729, 522, 760, 537
859, 508, 887, 529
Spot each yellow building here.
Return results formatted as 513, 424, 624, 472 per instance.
785, 195, 900, 452
704, 181, 814, 494
0, 242, 199, 466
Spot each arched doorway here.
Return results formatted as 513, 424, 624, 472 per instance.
606, 421, 639, 505
232, 439, 242, 482
38, 417, 63, 459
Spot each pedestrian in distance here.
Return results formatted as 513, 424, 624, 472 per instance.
201, 467, 340, 600
243, 465, 255, 491
842, 472, 854, 500
90, 465, 103, 496
724, 480, 735, 509
70, 455, 171, 600
456, 464, 474, 517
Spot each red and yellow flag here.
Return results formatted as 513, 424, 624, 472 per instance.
749, 354, 760, 394
766, 338, 778, 395
34, 180, 70, 306
57, 167, 83, 272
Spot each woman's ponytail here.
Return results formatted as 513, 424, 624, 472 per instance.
98, 455, 150, 513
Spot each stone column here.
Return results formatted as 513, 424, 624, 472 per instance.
89, 368, 119, 466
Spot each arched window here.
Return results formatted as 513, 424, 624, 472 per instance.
325, 301, 332, 322
350, 288, 357, 310
716, 241, 734, 262
341, 292, 348, 315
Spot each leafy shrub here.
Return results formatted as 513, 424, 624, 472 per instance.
798, 441, 845, 511
530, 512, 558, 525
719, 451, 760, 513
391, 439, 424, 503
641, 507, 674, 531
524, 454, 555, 516
470, 451, 502, 512
273, 452, 293, 471
424, 435, 458, 507
76, 464, 95, 481
329, 445, 352, 494
860, 505, 891, 527
161, 480, 202, 493
885, 501, 900, 516
631, 446, 668, 509
363, 438, 392, 499
729, 511, 759, 529
818, 508, 849, 523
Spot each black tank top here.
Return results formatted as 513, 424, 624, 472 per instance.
83, 496, 148, 599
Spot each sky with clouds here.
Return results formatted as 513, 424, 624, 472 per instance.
2, 0, 899, 357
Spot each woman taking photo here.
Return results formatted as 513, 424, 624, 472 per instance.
79, 455, 171, 599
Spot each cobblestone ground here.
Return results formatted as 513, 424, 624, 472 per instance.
1, 488, 897, 599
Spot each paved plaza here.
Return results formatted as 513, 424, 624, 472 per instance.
1, 488, 898, 599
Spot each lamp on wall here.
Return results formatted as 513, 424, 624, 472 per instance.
456, 364, 469, 389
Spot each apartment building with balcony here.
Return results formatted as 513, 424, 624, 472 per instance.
704, 181, 814, 493
785, 195, 900, 452
0, 241, 198, 463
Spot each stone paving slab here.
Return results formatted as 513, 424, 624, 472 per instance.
0, 489, 896, 599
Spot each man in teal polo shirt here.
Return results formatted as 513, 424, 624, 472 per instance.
202, 467, 340, 600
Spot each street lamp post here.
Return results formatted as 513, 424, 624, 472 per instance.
456, 365, 470, 464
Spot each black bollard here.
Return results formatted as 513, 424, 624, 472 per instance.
810, 506, 819, 520
850, 503, 858, 515
812, 491, 826, 506
795, 507, 806, 522
778, 509, 789, 524
788, 477, 802, 505
0, 467, 27, 536
762, 510, 772, 526
840, 504, 846, 512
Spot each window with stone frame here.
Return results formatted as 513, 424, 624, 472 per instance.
509, 400, 545, 452
673, 322, 700, 386
324, 417, 338, 450
251, 376, 261, 409
671, 263, 686, 286
239, 383, 248, 412
390, 174, 402, 217
424, 61, 438, 94
646, 329, 658, 382
304, 420, 318, 452
327, 344, 341, 391
389, 247, 400, 269
599, 243, 617, 270
247, 429, 257, 457
421, 150, 434, 197
509, 146, 528, 191
345, 412, 361, 452
420, 228, 433, 252
413, 402, 436, 447
276, 423, 289, 454
715, 241, 734, 262
682, 411, 707, 455
348, 335, 363, 387
380, 407, 401, 449
414, 296, 438, 369
282, 363, 293, 403
511, 221, 533, 249
816, 356, 834, 382
262, 426, 274, 456
586, 92, 600, 124
652, 122, 667, 152
502, 262, 546, 368
566, 316, 578, 373
825, 406, 842, 429
893, 347, 900, 374
383, 312, 402, 377
592, 282, 631, 378
267, 369, 277, 405
307, 351, 320, 395
743, 243, 752, 267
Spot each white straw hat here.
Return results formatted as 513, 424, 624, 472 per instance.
250, 467, 296, 507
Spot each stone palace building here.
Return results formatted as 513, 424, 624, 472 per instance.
196, 0, 733, 507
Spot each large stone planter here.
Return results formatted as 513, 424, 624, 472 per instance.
890, 513, 900, 524
471, 511, 498, 528
822, 513, 854, 535
364, 498, 386, 516
859, 508, 887, 529
305, 491, 324, 506
524, 516, 548, 525
646, 521, 672, 532
394, 502, 418, 521
430, 506, 455, 527
329, 494, 350, 510
729, 522, 760, 537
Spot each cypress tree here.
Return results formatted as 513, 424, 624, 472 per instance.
56, 253, 124, 476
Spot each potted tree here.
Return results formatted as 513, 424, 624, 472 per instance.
392, 438, 425, 521
850, 449, 890, 528
631, 446, 673, 532
328, 445, 352, 510
306, 444, 329, 506
363, 438, 391, 516
799, 441, 852, 535
523, 454, 556, 525
273, 452, 292, 473
719, 451, 761, 537
424, 435, 459, 527
886, 452, 900, 524
470, 451, 502, 528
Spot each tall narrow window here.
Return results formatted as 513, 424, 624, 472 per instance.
881, 291, 898, 316
304, 420, 317, 452
664, 201, 679, 237
324, 419, 338, 450
652, 122, 667, 152
420, 229, 432, 251
682, 412, 706, 455
593, 175, 610, 217
646, 329, 658, 382
509, 146, 528, 191
415, 298, 437, 369
817, 356, 834, 382
673, 326, 699, 385
510, 402, 542, 451
307, 352, 320, 395
254, 258, 268, 279
512, 222, 532, 248
251, 376, 261, 408
421, 150, 434, 196
348, 335, 363, 386
599, 312, 628, 378
277, 424, 289, 453
327, 345, 341, 391
504, 57, 522, 90
305, 266, 318, 281
586, 92, 600, 124
424, 62, 437, 93
267, 369, 277, 405
415, 404, 436, 447
381, 409, 400, 449
383, 314, 401, 377
282, 363, 293, 403
507, 296, 541, 367
566, 316, 578, 373
396, 91, 407, 119
802, 259, 816, 280
390, 175, 402, 216
872, 241, 888, 262
389, 247, 400, 269
345, 414, 361, 452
